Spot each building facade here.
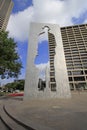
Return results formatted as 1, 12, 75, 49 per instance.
61, 24, 87, 90
0, 0, 13, 30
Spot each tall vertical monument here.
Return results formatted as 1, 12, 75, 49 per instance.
24, 22, 71, 100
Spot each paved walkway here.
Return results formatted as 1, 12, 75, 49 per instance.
3, 92, 87, 130
0, 119, 8, 130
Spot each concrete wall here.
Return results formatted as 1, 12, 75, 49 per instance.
24, 22, 71, 100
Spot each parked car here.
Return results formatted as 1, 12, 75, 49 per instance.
15, 90, 20, 93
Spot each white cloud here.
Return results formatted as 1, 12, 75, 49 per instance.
33, 0, 66, 25
36, 62, 49, 80
84, 19, 87, 24
33, 0, 87, 25
36, 62, 49, 71
7, 6, 34, 41
7, 0, 87, 41
0, 78, 14, 86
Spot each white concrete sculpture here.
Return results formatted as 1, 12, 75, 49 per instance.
24, 22, 71, 100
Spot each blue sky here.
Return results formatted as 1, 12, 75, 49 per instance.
12, 0, 32, 13
34, 40, 49, 65
3, 0, 87, 85
72, 10, 87, 24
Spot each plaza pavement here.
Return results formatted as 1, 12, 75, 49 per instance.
3, 92, 87, 130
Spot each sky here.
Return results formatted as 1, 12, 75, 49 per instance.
2, 0, 87, 85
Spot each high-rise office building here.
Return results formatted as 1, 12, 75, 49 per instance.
61, 24, 87, 90
0, 0, 13, 30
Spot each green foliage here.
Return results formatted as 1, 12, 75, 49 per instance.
0, 92, 5, 96
0, 31, 22, 79
5, 80, 25, 91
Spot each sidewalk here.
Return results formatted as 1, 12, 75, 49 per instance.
4, 92, 87, 130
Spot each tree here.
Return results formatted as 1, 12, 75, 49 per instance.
5, 80, 25, 91
0, 31, 22, 79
